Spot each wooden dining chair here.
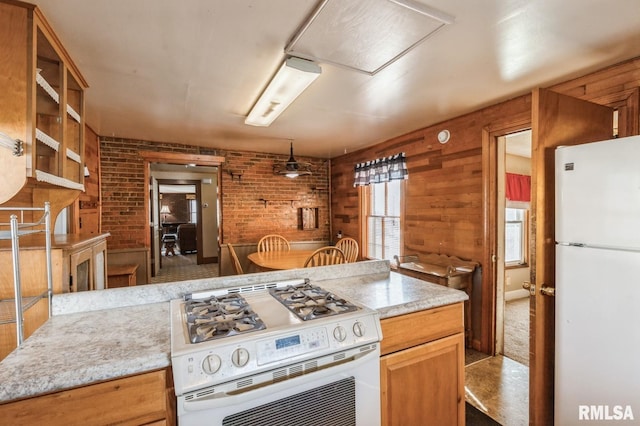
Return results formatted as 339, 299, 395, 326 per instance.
257, 234, 290, 252
304, 246, 346, 267
227, 243, 244, 275
336, 237, 359, 263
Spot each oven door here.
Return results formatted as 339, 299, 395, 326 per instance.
177, 344, 380, 426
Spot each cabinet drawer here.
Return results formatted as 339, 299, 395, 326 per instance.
0, 369, 169, 425
380, 303, 464, 355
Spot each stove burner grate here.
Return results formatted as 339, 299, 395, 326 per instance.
269, 279, 359, 321
184, 293, 266, 343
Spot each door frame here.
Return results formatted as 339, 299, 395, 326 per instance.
139, 151, 224, 269
482, 117, 531, 354
157, 179, 203, 263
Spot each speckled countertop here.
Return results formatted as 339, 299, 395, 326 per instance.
0, 260, 466, 403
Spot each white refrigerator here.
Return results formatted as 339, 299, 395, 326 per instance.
555, 135, 640, 424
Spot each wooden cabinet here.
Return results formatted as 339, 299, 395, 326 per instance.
0, 233, 108, 359
380, 303, 465, 426
0, 0, 88, 221
57, 234, 109, 292
0, 368, 176, 425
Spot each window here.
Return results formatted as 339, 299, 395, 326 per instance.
364, 179, 401, 261
505, 207, 528, 266
189, 199, 198, 224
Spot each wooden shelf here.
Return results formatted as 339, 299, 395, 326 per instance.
259, 198, 298, 208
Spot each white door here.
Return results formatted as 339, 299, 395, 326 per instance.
555, 244, 640, 424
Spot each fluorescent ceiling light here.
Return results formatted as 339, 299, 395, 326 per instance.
245, 57, 321, 127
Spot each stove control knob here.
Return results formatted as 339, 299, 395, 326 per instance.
202, 354, 221, 375
333, 325, 347, 342
232, 348, 250, 367
353, 321, 366, 337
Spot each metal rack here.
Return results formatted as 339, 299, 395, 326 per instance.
0, 203, 52, 347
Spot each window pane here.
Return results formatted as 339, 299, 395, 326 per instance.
383, 217, 400, 261
368, 216, 382, 259
387, 179, 401, 216
505, 222, 523, 263
371, 183, 386, 216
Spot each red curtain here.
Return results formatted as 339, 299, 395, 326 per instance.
506, 173, 531, 202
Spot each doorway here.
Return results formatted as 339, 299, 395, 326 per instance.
140, 151, 225, 282
497, 130, 532, 365
158, 181, 201, 262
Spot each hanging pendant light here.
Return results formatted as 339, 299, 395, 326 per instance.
273, 141, 312, 178
285, 142, 300, 178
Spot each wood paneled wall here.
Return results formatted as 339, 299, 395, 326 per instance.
331, 55, 640, 350
331, 95, 531, 263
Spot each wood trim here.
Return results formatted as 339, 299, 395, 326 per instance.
140, 151, 224, 250
139, 151, 225, 166
480, 117, 531, 353
33, 7, 88, 88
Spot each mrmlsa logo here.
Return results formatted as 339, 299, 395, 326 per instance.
579, 405, 635, 421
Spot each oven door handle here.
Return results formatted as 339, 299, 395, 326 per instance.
183, 346, 378, 412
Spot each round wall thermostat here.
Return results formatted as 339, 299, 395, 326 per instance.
438, 130, 450, 144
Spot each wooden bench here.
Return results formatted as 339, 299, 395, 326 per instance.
395, 253, 478, 347
107, 264, 138, 288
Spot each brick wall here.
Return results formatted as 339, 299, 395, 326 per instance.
100, 137, 329, 250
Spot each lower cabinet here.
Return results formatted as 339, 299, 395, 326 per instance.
0, 368, 176, 425
380, 303, 465, 426
65, 235, 108, 292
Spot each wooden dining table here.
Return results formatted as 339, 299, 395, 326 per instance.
247, 250, 316, 271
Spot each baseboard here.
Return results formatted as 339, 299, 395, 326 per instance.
505, 289, 529, 301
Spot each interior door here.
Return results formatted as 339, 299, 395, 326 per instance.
530, 88, 613, 424
151, 177, 160, 276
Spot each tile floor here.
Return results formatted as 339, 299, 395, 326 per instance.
150, 251, 219, 283
466, 355, 529, 425
465, 298, 530, 425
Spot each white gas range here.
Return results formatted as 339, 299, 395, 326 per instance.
170, 278, 382, 426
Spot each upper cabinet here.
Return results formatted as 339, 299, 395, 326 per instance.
0, 0, 88, 212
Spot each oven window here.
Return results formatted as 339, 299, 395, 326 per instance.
222, 377, 356, 426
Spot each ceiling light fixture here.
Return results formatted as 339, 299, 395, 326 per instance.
285, 0, 455, 75
245, 57, 322, 127
274, 141, 312, 178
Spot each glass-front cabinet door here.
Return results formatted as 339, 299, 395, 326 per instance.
64, 69, 83, 183
34, 27, 63, 178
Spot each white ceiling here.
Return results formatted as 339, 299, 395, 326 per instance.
31, 0, 640, 159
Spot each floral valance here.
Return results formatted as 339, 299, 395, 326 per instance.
506, 173, 531, 202
353, 152, 408, 187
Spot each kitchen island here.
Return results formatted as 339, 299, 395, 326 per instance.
0, 260, 467, 425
